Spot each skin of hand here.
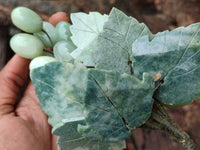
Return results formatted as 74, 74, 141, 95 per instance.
0, 55, 58, 150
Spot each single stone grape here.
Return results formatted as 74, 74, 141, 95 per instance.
11, 6, 43, 33
53, 41, 74, 62
34, 31, 53, 48
43, 21, 57, 45
55, 21, 72, 41
10, 33, 44, 59
29, 56, 56, 71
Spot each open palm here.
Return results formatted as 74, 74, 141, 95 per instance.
0, 55, 57, 150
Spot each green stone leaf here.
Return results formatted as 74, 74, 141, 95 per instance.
30, 61, 127, 149
52, 116, 85, 140
92, 7, 153, 74
84, 69, 154, 140
30, 61, 88, 126
132, 23, 200, 106
30, 60, 154, 149
57, 135, 126, 150
53, 117, 126, 150
70, 11, 108, 66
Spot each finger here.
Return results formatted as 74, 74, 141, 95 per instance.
0, 54, 30, 115
52, 135, 58, 150
49, 12, 70, 26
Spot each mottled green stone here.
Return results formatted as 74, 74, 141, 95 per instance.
132, 23, 200, 106
92, 7, 153, 74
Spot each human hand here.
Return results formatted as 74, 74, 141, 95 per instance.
0, 55, 58, 150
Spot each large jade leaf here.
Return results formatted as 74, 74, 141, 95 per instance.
85, 69, 154, 134
92, 7, 153, 74
57, 135, 126, 150
132, 23, 200, 106
53, 117, 126, 150
30, 61, 154, 150
70, 11, 108, 66
30, 61, 88, 126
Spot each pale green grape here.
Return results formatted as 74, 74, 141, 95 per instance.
54, 40, 76, 53
29, 56, 56, 71
43, 21, 57, 45
10, 33, 44, 59
53, 41, 74, 62
11, 6, 42, 33
55, 21, 72, 41
55, 21, 77, 52
34, 31, 53, 48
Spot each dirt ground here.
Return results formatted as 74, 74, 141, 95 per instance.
0, 0, 200, 150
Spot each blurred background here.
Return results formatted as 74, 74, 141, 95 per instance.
0, 0, 200, 150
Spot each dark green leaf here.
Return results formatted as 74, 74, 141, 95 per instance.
30, 61, 154, 149
57, 135, 126, 150
132, 23, 200, 106
85, 69, 154, 136
92, 7, 153, 74
30, 62, 88, 126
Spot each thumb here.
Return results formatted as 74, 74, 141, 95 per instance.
0, 54, 30, 116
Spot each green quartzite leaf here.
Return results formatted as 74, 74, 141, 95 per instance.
132, 23, 200, 106
57, 135, 126, 150
30, 60, 154, 149
53, 116, 126, 150
53, 118, 126, 150
70, 11, 108, 66
30, 61, 127, 149
30, 61, 88, 126
92, 7, 153, 74
84, 69, 155, 140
